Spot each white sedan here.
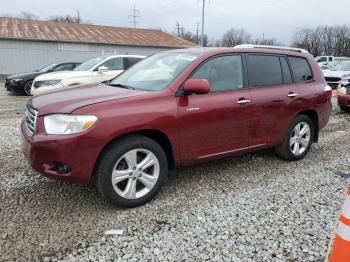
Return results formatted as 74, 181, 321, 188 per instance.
31, 55, 145, 96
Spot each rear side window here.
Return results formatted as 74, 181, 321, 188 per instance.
124, 57, 142, 69
247, 55, 283, 87
280, 57, 293, 84
288, 57, 313, 83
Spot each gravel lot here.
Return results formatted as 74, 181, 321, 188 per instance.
1, 83, 349, 262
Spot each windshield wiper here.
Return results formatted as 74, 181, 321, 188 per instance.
108, 83, 136, 90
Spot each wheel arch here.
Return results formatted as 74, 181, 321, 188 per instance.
297, 109, 319, 142
93, 129, 176, 178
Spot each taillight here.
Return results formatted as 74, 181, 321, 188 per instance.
325, 85, 332, 98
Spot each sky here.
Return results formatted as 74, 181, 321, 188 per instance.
1, 0, 350, 44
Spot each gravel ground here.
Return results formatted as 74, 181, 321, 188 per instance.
0, 84, 349, 262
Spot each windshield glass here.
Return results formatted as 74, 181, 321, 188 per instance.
110, 52, 199, 91
74, 56, 106, 71
333, 62, 350, 71
39, 63, 57, 72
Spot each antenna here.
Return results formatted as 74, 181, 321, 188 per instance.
128, 4, 140, 28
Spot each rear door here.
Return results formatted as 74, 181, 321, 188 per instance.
178, 54, 252, 161
246, 54, 298, 147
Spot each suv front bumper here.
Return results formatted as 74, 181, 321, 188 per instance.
20, 119, 99, 184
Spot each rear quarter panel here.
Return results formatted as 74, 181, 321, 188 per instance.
294, 55, 331, 130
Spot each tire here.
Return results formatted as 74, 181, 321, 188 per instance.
275, 114, 314, 161
340, 106, 350, 113
95, 135, 168, 208
23, 81, 33, 96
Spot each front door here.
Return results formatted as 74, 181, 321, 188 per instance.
178, 54, 251, 162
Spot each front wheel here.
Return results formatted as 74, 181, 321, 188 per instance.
23, 81, 33, 96
95, 136, 168, 208
275, 114, 314, 161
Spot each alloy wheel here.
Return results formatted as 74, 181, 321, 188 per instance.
111, 148, 160, 199
290, 122, 311, 156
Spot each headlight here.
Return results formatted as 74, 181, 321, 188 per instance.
35, 79, 61, 88
44, 114, 97, 135
12, 78, 23, 83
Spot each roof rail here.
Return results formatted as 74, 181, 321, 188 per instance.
234, 44, 309, 54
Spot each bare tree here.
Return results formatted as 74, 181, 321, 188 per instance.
48, 15, 80, 24
293, 25, 350, 56
221, 28, 251, 47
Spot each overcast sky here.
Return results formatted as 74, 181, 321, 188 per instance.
1, 0, 350, 44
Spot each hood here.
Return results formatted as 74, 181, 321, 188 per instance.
323, 70, 350, 78
35, 70, 91, 81
7, 71, 41, 80
30, 83, 148, 116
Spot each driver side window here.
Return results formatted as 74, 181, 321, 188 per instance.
191, 55, 243, 92
100, 58, 124, 70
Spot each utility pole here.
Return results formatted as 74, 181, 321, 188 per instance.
196, 21, 200, 45
176, 21, 181, 37
199, 0, 209, 47
77, 9, 80, 24
129, 4, 140, 28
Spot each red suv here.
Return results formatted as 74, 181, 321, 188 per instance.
21, 45, 332, 207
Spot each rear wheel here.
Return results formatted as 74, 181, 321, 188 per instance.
275, 114, 314, 161
340, 106, 350, 113
23, 81, 33, 96
95, 136, 168, 208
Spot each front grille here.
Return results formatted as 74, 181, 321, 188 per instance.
325, 77, 341, 82
25, 105, 38, 136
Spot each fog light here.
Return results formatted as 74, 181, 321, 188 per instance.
49, 162, 71, 174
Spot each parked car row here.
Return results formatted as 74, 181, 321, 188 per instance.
5, 62, 81, 95
21, 45, 332, 207
5, 55, 145, 96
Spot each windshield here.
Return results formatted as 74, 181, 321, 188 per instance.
39, 63, 57, 72
74, 56, 106, 71
333, 62, 350, 71
110, 52, 199, 91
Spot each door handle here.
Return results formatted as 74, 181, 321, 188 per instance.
237, 99, 251, 105
288, 92, 298, 98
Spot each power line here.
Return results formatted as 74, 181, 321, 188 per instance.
128, 4, 140, 28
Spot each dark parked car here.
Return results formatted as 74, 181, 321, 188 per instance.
21, 46, 332, 207
5, 62, 81, 95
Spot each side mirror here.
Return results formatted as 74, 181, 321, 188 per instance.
97, 66, 108, 72
183, 79, 210, 94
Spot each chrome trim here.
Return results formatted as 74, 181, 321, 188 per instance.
287, 93, 298, 97
186, 107, 200, 111
237, 99, 251, 104
25, 105, 38, 136
197, 143, 266, 159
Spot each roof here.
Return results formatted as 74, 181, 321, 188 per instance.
0, 17, 196, 48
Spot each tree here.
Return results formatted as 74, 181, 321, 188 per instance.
221, 28, 251, 47
292, 25, 350, 57
49, 15, 80, 24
